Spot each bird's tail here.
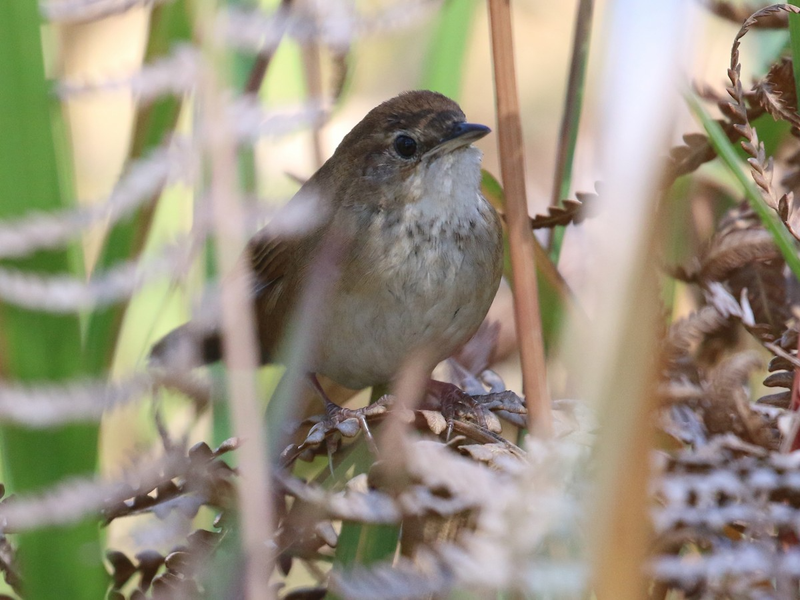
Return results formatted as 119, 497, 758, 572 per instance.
149, 322, 222, 370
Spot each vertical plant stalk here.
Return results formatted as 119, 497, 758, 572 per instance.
589, 236, 662, 600
788, 1, 800, 104
583, 3, 692, 598
421, 0, 480, 99
548, 0, 594, 261
199, 22, 273, 600
83, 0, 192, 376
487, 0, 552, 435
301, 39, 325, 169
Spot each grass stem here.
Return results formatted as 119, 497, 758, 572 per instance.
548, 0, 594, 262
487, 0, 552, 436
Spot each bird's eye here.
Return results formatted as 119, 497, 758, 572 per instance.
393, 135, 417, 158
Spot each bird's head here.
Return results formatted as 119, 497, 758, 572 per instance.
329, 90, 491, 206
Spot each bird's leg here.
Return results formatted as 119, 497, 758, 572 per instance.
306, 374, 380, 454
307, 374, 344, 418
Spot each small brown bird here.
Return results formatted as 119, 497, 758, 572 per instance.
152, 90, 503, 408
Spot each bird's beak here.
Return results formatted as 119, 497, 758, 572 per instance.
429, 122, 492, 156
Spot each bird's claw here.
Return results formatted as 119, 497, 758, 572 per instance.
425, 380, 494, 435
280, 384, 527, 467
297, 397, 393, 456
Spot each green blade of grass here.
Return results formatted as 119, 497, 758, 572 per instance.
548, 0, 594, 263
687, 93, 800, 279
0, 3, 106, 598
482, 170, 570, 351
83, 0, 192, 376
420, 0, 480, 99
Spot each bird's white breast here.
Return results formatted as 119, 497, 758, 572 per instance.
314, 147, 502, 389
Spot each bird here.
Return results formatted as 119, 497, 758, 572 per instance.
151, 90, 503, 419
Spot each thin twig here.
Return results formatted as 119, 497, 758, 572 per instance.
244, 0, 293, 95
487, 0, 552, 436
301, 33, 325, 169
199, 23, 274, 600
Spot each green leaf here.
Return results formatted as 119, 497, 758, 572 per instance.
0, 3, 106, 598
421, 0, 480, 99
481, 170, 567, 350
549, 0, 594, 263
83, 0, 193, 377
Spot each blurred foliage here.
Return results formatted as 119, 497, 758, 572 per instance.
0, 3, 106, 599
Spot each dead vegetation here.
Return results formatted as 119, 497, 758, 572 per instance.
7, 1, 800, 599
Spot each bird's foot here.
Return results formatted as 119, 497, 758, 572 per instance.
319, 398, 392, 454
422, 380, 530, 438
286, 392, 393, 463
424, 380, 491, 438
280, 376, 529, 467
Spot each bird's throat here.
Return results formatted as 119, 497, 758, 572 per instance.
404, 145, 483, 226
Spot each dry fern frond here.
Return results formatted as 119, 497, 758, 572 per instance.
664, 84, 765, 186
727, 5, 800, 213
56, 45, 199, 103
777, 184, 800, 241
528, 190, 597, 230
40, 0, 168, 22
781, 145, 800, 192
0, 240, 197, 312
705, 351, 776, 447
0, 141, 182, 259
700, 0, 790, 27
665, 131, 718, 182
690, 227, 780, 282
664, 304, 736, 366
329, 552, 453, 600
671, 198, 796, 342
674, 202, 794, 341
650, 434, 800, 596
107, 529, 221, 597
727, 257, 792, 340
752, 57, 800, 130
0, 373, 206, 427
759, 325, 799, 407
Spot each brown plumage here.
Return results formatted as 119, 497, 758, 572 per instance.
152, 90, 503, 390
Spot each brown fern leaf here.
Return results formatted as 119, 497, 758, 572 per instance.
701, 0, 789, 28
664, 115, 766, 186
706, 351, 776, 448
752, 57, 800, 129
664, 305, 737, 369
664, 78, 768, 186
781, 146, 800, 191
728, 259, 791, 341
529, 191, 596, 230
677, 201, 794, 341
727, 5, 800, 212
781, 151, 800, 243
758, 325, 799, 407
665, 130, 723, 183
684, 227, 780, 282
777, 190, 800, 242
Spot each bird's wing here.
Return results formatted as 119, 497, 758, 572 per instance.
247, 177, 330, 297
248, 234, 295, 296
